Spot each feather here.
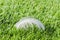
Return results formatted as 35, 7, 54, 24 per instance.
14, 17, 45, 30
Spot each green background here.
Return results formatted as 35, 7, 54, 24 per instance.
0, 0, 60, 40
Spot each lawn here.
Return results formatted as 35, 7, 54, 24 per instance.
0, 0, 60, 40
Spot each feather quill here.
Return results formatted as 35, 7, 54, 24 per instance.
15, 17, 45, 30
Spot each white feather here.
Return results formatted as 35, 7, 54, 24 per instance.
14, 17, 45, 30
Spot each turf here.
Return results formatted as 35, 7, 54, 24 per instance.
0, 0, 60, 40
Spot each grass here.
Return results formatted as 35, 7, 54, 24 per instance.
0, 0, 60, 40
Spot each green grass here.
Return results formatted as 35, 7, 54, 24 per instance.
0, 0, 60, 40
